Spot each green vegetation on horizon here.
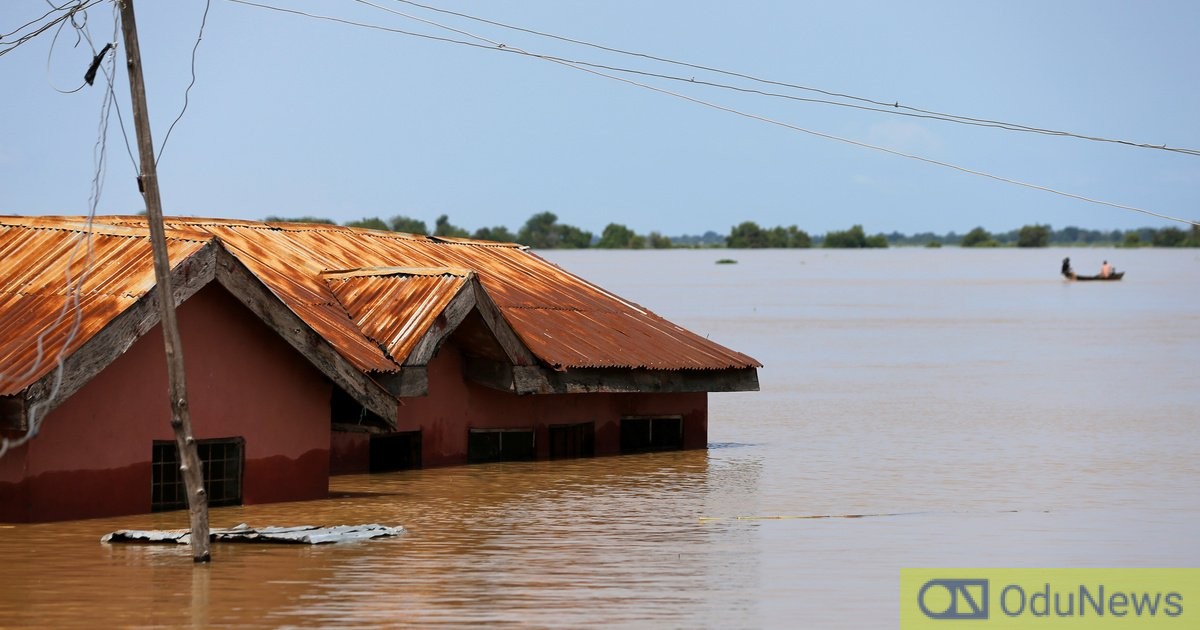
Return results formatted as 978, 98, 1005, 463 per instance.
261, 213, 1200, 249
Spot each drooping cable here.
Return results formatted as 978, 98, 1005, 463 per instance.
383, 0, 1200, 157
0, 3, 117, 460
227, 0, 1200, 227
0, 0, 104, 59
157, 0, 212, 167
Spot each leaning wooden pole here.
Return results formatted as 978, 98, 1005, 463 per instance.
117, 0, 211, 562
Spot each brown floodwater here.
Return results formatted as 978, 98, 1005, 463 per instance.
1, 248, 1197, 627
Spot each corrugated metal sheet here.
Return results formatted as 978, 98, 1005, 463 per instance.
0, 217, 212, 396
2, 216, 759, 397
323, 270, 469, 364
182, 221, 760, 372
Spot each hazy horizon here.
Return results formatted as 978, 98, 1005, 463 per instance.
2, 1, 1197, 236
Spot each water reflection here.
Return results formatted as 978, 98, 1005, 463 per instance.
2, 249, 1197, 628
0, 449, 765, 627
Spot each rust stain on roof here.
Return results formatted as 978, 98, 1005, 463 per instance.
2, 215, 760, 396
322, 266, 473, 280
325, 271, 469, 364
0, 217, 212, 395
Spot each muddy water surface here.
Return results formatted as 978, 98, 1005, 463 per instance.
1, 248, 1197, 627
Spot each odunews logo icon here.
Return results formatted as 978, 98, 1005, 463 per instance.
918, 579, 989, 619
900, 569, 1198, 628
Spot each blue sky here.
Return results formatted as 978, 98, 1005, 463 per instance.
2, 0, 1198, 236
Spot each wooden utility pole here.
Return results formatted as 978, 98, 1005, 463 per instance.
117, 0, 211, 562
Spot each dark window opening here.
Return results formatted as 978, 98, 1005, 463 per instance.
331, 386, 386, 426
549, 422, 595, 459
620, 416, 683, 453
468, 428, 535, 463
369, 431, 422, 472
152, 437, 244, 512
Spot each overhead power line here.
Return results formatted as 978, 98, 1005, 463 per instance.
383, 0, 1200, 157
156, 0, 212, 167
0, 0, 105, 59
0, 0, 118, 460
227, 0, 1198, 227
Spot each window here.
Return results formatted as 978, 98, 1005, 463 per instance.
331, 386, 386, 426
620, 416, 683, 453
549, 422, 595, 459
152, 437, 244, 512
468, 428, 535, 463
369, 431, 422, 472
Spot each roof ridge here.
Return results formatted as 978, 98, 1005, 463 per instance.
321, 266, 474, 280
0, 216, 212, 243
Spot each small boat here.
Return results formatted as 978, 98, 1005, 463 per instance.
1063, 271, 1124, 281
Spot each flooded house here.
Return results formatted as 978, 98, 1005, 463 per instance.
0, 216, 759, 522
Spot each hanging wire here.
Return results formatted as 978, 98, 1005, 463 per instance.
382, 0, 1200, 157
0, 3, 118, 460
0, 0, 104, 59
227, 0, 1200, 227
157, 0, 212, 167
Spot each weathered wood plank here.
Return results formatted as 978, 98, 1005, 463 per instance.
469, 282, 537, 367
0, 395, 26, 432
399, 277, 537, 372
463, 357, 515, 392
23, 240, 219, 420
403, 282, 477, 367
465, 356, 760, 394
212, 246, 398, 426
378, 366, 428, 398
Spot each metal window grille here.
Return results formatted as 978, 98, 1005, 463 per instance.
151, 437, 244, 512
467, 428, 535, 463
619, 416, 683, 453
549, 422, 595, 459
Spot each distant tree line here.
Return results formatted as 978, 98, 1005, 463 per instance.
946, 223, 1200, 248
262, 213, 1200, 249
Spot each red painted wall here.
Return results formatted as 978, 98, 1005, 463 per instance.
0, 285, 331, 523
329, 431, 370, 475
331, 341, 707, 471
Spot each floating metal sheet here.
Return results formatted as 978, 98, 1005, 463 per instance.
101, 523, 405, 545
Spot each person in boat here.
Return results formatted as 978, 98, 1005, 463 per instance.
1100, 260, 1113, 278
1061, 257, 1073, 276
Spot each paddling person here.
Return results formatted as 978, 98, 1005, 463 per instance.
1100, 260, 1113, 278
1061, 257, 1073, 277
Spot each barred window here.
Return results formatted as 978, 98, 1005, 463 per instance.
467, 428, 535, 463
620, 416, 683, 453
151, 437, 244, 512
549, 422, 595, 459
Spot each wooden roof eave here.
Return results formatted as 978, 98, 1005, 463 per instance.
463, 362, 761, 395
211, 245, 398, 427
11, 239, 221, 431
377, 276, 540, 398
363, 275, 763, 398
5, 241, 400, 432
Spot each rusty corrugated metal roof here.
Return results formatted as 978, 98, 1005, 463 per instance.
0, 217, 212, 396
170, 219, 759, 372
323, 269, 470, 365
2, 216, 759, 396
